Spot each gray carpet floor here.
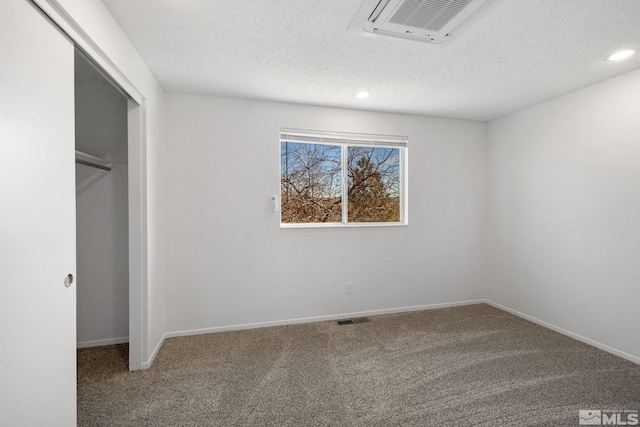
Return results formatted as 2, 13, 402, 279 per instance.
77, 304, 640, 426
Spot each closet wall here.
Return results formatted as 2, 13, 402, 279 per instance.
75, 51, 129, 347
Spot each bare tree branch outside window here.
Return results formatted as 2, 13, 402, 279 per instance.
347, 146, 400, 222
281, 139, 404, 225
281, 142, 342, 223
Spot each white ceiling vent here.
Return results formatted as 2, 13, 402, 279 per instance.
348, 0, 500, 45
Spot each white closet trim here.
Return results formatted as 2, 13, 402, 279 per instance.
31, 0, 143, 104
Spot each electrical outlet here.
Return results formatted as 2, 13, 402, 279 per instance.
345, 282, 353, 294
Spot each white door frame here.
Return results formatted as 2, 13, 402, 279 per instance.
32, 0, 148, 370
127, 98, 147, 370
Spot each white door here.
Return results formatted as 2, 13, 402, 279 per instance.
0, 1, 76, 426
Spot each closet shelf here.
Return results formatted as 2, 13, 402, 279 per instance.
75, 150, 111, 171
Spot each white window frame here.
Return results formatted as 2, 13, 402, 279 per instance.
280, 128, 408, 228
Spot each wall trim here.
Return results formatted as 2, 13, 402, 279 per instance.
31, 0, 143, 104
158, 299, 639, 367
73, 300, 640, 366
77, 337, 129, 349
484, 300, 640, 365
164, 299, 485, 339
142, 334, 166, 370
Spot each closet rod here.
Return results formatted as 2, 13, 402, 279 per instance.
75, 150, 111, 171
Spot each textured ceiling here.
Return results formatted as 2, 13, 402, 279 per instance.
101, 0, 640, 121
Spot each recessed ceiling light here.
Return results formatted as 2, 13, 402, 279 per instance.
608, 50, 635, 61
356, 91, 370, 99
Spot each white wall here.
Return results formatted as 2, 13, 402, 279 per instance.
56, 0, 166, 365
164, 94, 486, 333
76, 164, 129, 345
486, 68, 640, 361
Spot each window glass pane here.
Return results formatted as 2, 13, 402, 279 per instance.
281, 141, 342, 223
347, 146, 400, 223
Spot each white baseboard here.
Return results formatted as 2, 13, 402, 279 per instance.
164, 299, 485, 339
142, 334, 166, 369
135, 298, 640, 370
77, 336, 129, 349
484, 300, 640, 365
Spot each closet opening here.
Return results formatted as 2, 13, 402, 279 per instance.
74, 47, 135, 368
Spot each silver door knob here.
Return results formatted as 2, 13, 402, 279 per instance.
64, 274, 73, 288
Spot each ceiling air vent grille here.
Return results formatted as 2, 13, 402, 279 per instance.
389, 0, 474, 32
349, 0, 500, 45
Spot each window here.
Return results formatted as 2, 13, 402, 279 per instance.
280, 128, 407, 227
